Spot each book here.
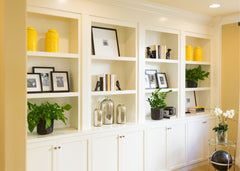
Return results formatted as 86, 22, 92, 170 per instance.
158, 45, 161, 59
98, 74, 106, 91
106, 74, 111, 91
161, 45, 166, 59
154, 44, 158, 59
111, 74, 117, 91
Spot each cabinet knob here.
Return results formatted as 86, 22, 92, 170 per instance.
54, 147, 57, 150
58, 146, 61, 149
202, 121, 207, 124
122, 135, 125, 138
167, 127, 172, 130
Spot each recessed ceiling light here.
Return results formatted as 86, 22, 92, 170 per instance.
209, 4, 221, 8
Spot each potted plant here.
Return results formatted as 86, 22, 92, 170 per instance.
27, 101, 72, 135
212, 107, 234, 144
186, 65, 209, 87
147, 88, 172, 120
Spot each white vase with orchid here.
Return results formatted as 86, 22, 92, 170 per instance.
212, 107, 234, 144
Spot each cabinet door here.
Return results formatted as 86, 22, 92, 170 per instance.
202, 119, 210, 159
92, 134, 118, 171
167, 122, 186, 169
121, 131, 144, 171
147, 126, 166, 171
27, 144, 53, 171
57, 139, 88, 171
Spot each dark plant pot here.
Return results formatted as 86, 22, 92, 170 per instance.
37, 119, 54, 135
186, 80, 198, 88
151, 109, 164, 120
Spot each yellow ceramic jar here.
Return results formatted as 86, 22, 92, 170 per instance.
27, 27, 37, 51
194, 46, 203, 61
186, 45, 193, 61
45, 29, 59, 52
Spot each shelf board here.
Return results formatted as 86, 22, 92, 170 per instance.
185, 61, 210, 65
91, 90, 136, 96
27, 51, 80, 59
145, 58, 179, 64
185, 87, 211, 92
91, 55, 136, 62
145, 88, 179, 94
27, 92, 79, 99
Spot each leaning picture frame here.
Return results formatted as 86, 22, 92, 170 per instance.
92, 26, 120, 57
156, 72, 168, 88
51, 71, 70, 92
145, 69, 158, 89
32, 66, 55, 92
185, 91, 196, 112
27, 73, 42, 93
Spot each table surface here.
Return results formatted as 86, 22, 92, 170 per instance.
208, 139, 236, 147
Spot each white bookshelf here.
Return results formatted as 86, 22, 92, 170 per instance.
27, 92, 79, 99
145, 58, 179, 64
91, 55, 136, 62
27, 51, 80, 59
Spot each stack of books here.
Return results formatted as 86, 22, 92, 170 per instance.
96, 74, 117, 91
148, 44, 167, 59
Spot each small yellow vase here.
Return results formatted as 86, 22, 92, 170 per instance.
194, 46, 203, 61
45, 29, 59, 52
27, 27, 37, 51
186, 45, 193, 61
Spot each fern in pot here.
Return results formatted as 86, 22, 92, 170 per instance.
186, 65, 209, 88
147, 88, 172, 120
27, 101, 72, 135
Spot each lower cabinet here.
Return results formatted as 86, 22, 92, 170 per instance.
91, 130, 144, 171
147, 121, 187, 171
27, 137, 88, 171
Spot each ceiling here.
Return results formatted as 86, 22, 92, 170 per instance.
148, 0, 240, 17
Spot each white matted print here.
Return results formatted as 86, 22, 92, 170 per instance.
33, 67, 55, 92
51, 71, 69, 92
156, 73, 168, 88
145, 69, 158, 89
27, 73, 42, 93
92, 26, 120, 57
185, 91, 196, 111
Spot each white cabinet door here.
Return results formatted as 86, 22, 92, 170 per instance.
167, 121, 187, 169
148, 126, 166, 171
202, 119, 210, 159
92, 134, 118, 171
57, 139, 88, 171
27, 144, 53, 171
121, 131, 144, 171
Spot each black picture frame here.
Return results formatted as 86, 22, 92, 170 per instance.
145, 69, 158, 89
91, 26, 120, 57
156, 72, 168, 88
51, 71, 70, 92
32, 66, 55, 92
27, 73, 42, 93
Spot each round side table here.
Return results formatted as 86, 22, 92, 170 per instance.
208, 139, 236, 171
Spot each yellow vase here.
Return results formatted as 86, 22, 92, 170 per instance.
186, 45, 193, 61
45, 29, 59, 52
194, 46, 203, 61
27, 27, 37, 51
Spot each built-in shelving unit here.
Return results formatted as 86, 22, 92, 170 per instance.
26, 7, 81, 136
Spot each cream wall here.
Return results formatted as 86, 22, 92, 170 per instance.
0, 0, 27, 170
221, 23, 240, 142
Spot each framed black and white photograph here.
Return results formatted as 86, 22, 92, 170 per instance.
27, 73, 42, 93
156, 73, 168, 88
92, 26, 120, 57
185, 91, 196, 111
145, 74, 150, 89
51, 71, 69, 92
32, 67, 55, 92
145, 69, 158, 89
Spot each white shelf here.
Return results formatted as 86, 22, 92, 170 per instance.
27, 51, 80, 59
185, 61, 210, 65
91, 55, 136, 62
145, 58, 178, 64
27, 92, 79, 99
91, 90, 136, 96
145, 88, 179, 94
185, 87, 211, 91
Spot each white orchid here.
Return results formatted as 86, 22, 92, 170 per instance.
214, 107, 223, 116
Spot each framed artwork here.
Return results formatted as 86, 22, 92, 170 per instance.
145, 69, 158, 89
145, 74, 150, 89
51, 71, 69, 92
32, 67, 55, 92
185, 91, 196, 112
27, 73, 42, 93
92, 26, 120, 57
156, 73, 168, 88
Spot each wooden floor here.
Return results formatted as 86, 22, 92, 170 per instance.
174, 162, 239, 171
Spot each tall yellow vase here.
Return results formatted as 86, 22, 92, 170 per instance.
194, 46, 203, 61
27, 27, 37, 51
186, 45, 193, 61
45, 29, 59, 52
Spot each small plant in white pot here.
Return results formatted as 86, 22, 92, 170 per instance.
147, 88, 172, 120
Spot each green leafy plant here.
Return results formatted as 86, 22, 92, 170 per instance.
27, 101, 72, 132
186, 65, 209, 83
147, 88, 172, 110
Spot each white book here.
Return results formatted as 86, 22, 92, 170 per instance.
111, 74, 117, 91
